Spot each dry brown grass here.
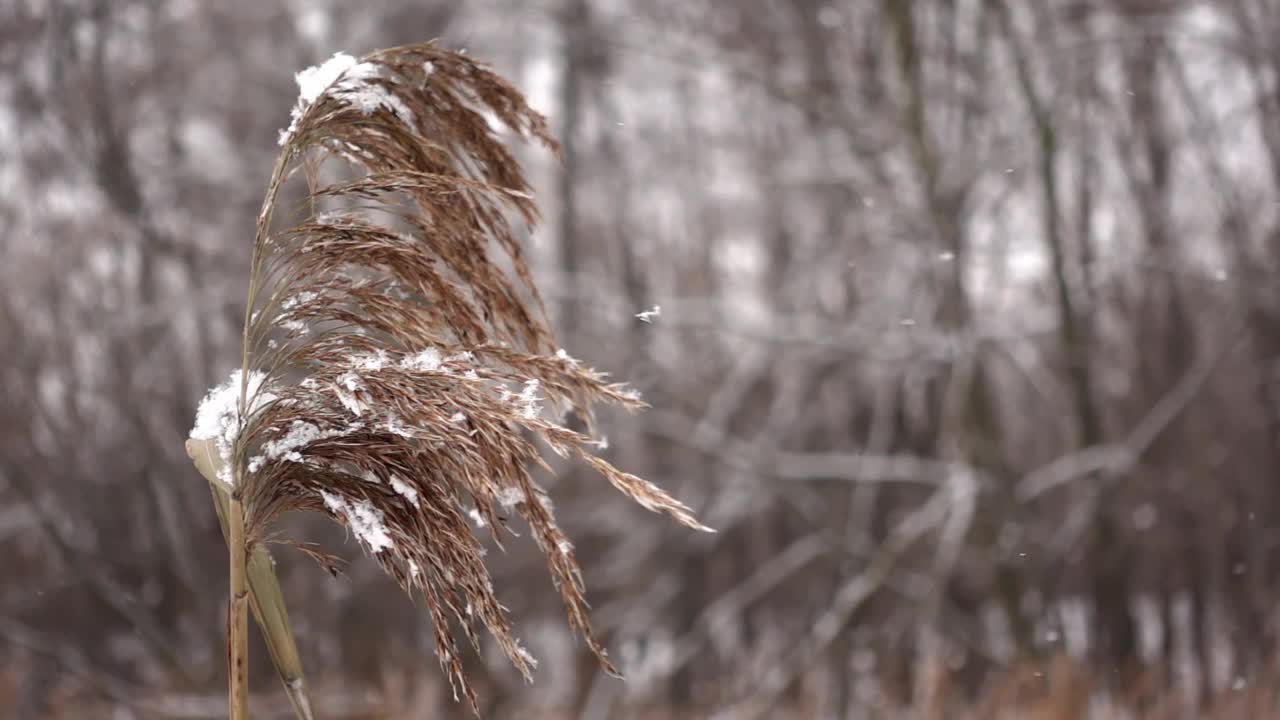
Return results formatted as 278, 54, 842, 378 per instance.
188, 42, 710, 715
953, 654, 1278, 720
29, 656, 1280, 720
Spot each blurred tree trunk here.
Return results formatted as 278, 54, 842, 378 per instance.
556, 0, 588, 338
887, 1, 1025, 677
1227, 3, 1280, 669
995, 0, 1135, 675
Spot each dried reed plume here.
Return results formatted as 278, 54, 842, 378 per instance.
185, 43, 710, 717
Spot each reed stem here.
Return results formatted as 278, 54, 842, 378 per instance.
228, 494, 249, 720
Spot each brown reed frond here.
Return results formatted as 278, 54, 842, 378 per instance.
190, 42, 709, 713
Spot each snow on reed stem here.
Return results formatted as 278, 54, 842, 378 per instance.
187, 42, 711, 717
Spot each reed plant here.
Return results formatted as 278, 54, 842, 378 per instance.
185, 42, 709, 719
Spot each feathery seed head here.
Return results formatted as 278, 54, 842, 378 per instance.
190, 42, 710, 714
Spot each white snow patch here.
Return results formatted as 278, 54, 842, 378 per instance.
262, 419, 351, 464
334, 372, 369, 416
280, 52, 358, 144
282, 290, 319, 310
497, 486, 527, 509
516, 379, 541, 419
330, 61, 416, 127
389, 475, 420, 507
296, 52, 358, 104
278, 52, 416, 146
350, 350, 390, 372
514, 641, 539, 670
320, 490, 395, 553
384, 412, 416, 438
402, 347, 442, 372
190, 370, 276, 486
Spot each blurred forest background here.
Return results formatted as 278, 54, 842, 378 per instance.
3, 0, 1280, 718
